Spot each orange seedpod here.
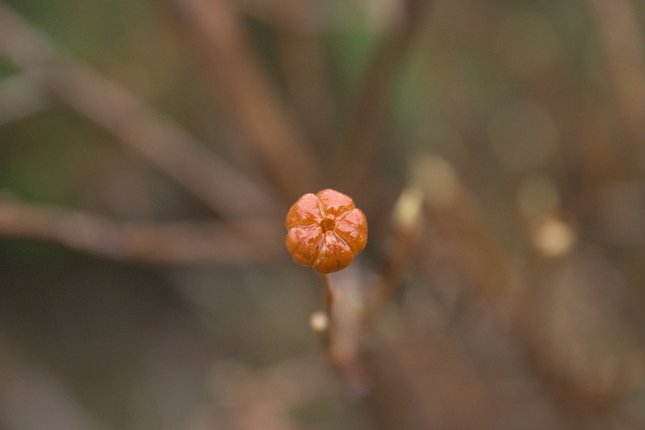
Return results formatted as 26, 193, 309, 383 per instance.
285, 189, 368, 273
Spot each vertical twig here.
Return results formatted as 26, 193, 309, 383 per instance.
335, 0, 432, 192
273, 0, 335, 145
319, 269, 369, 393
169, 0, 321, 200
586, 0, 645, 148
366, 185, 425, 320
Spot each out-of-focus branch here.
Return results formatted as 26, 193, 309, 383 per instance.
586, 0, 645, 147
169, 0, 320, 200
0, 74, 49, 126
364, 310, 497, 430
317, 186, 425, 392
0, 3, 279, 221
273, 0, 334, 145
335, 0, 432, 192
0, 199, 278, 264
321, 267, 371, 393
413, 156, 627, 429
366, 185, 425, 320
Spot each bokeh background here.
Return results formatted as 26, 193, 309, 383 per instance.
1, 0, 644, 429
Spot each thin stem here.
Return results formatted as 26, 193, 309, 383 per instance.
323, 274, 334, 319
320, 274, 334, 350
169, 0, 321, 200
317, 271, 368, 394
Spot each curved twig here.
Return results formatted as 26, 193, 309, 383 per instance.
169, 0, 321, 200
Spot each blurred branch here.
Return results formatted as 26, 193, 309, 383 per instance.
364, 311, 497, 430
317, 184, 499, 426
586, 0, 645, 148
318, 186, 425, 392
0, 2, 279, 221
321, 268, 371, 393
418, 173, 626, 429
168, 0, 321, 200
273, 0, 334, 145
335, 0, 432, 191
366, 185, 425, 320
0, 199, 278, 264
0, 74, 49, 126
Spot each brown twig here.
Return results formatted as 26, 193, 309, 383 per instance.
0, 2, 278, 221
419, 178, 626, 429
586, 0, 645, 148
317, 274, 335, 356
273, 0, 335, 145
363, 307, 497, 430
314, 186, 425, 392
0, 199, 278, 264
169, 0, 321, 200
335, 0, 432, 192
320, 268, 370, 393
366, 185, 425, 321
